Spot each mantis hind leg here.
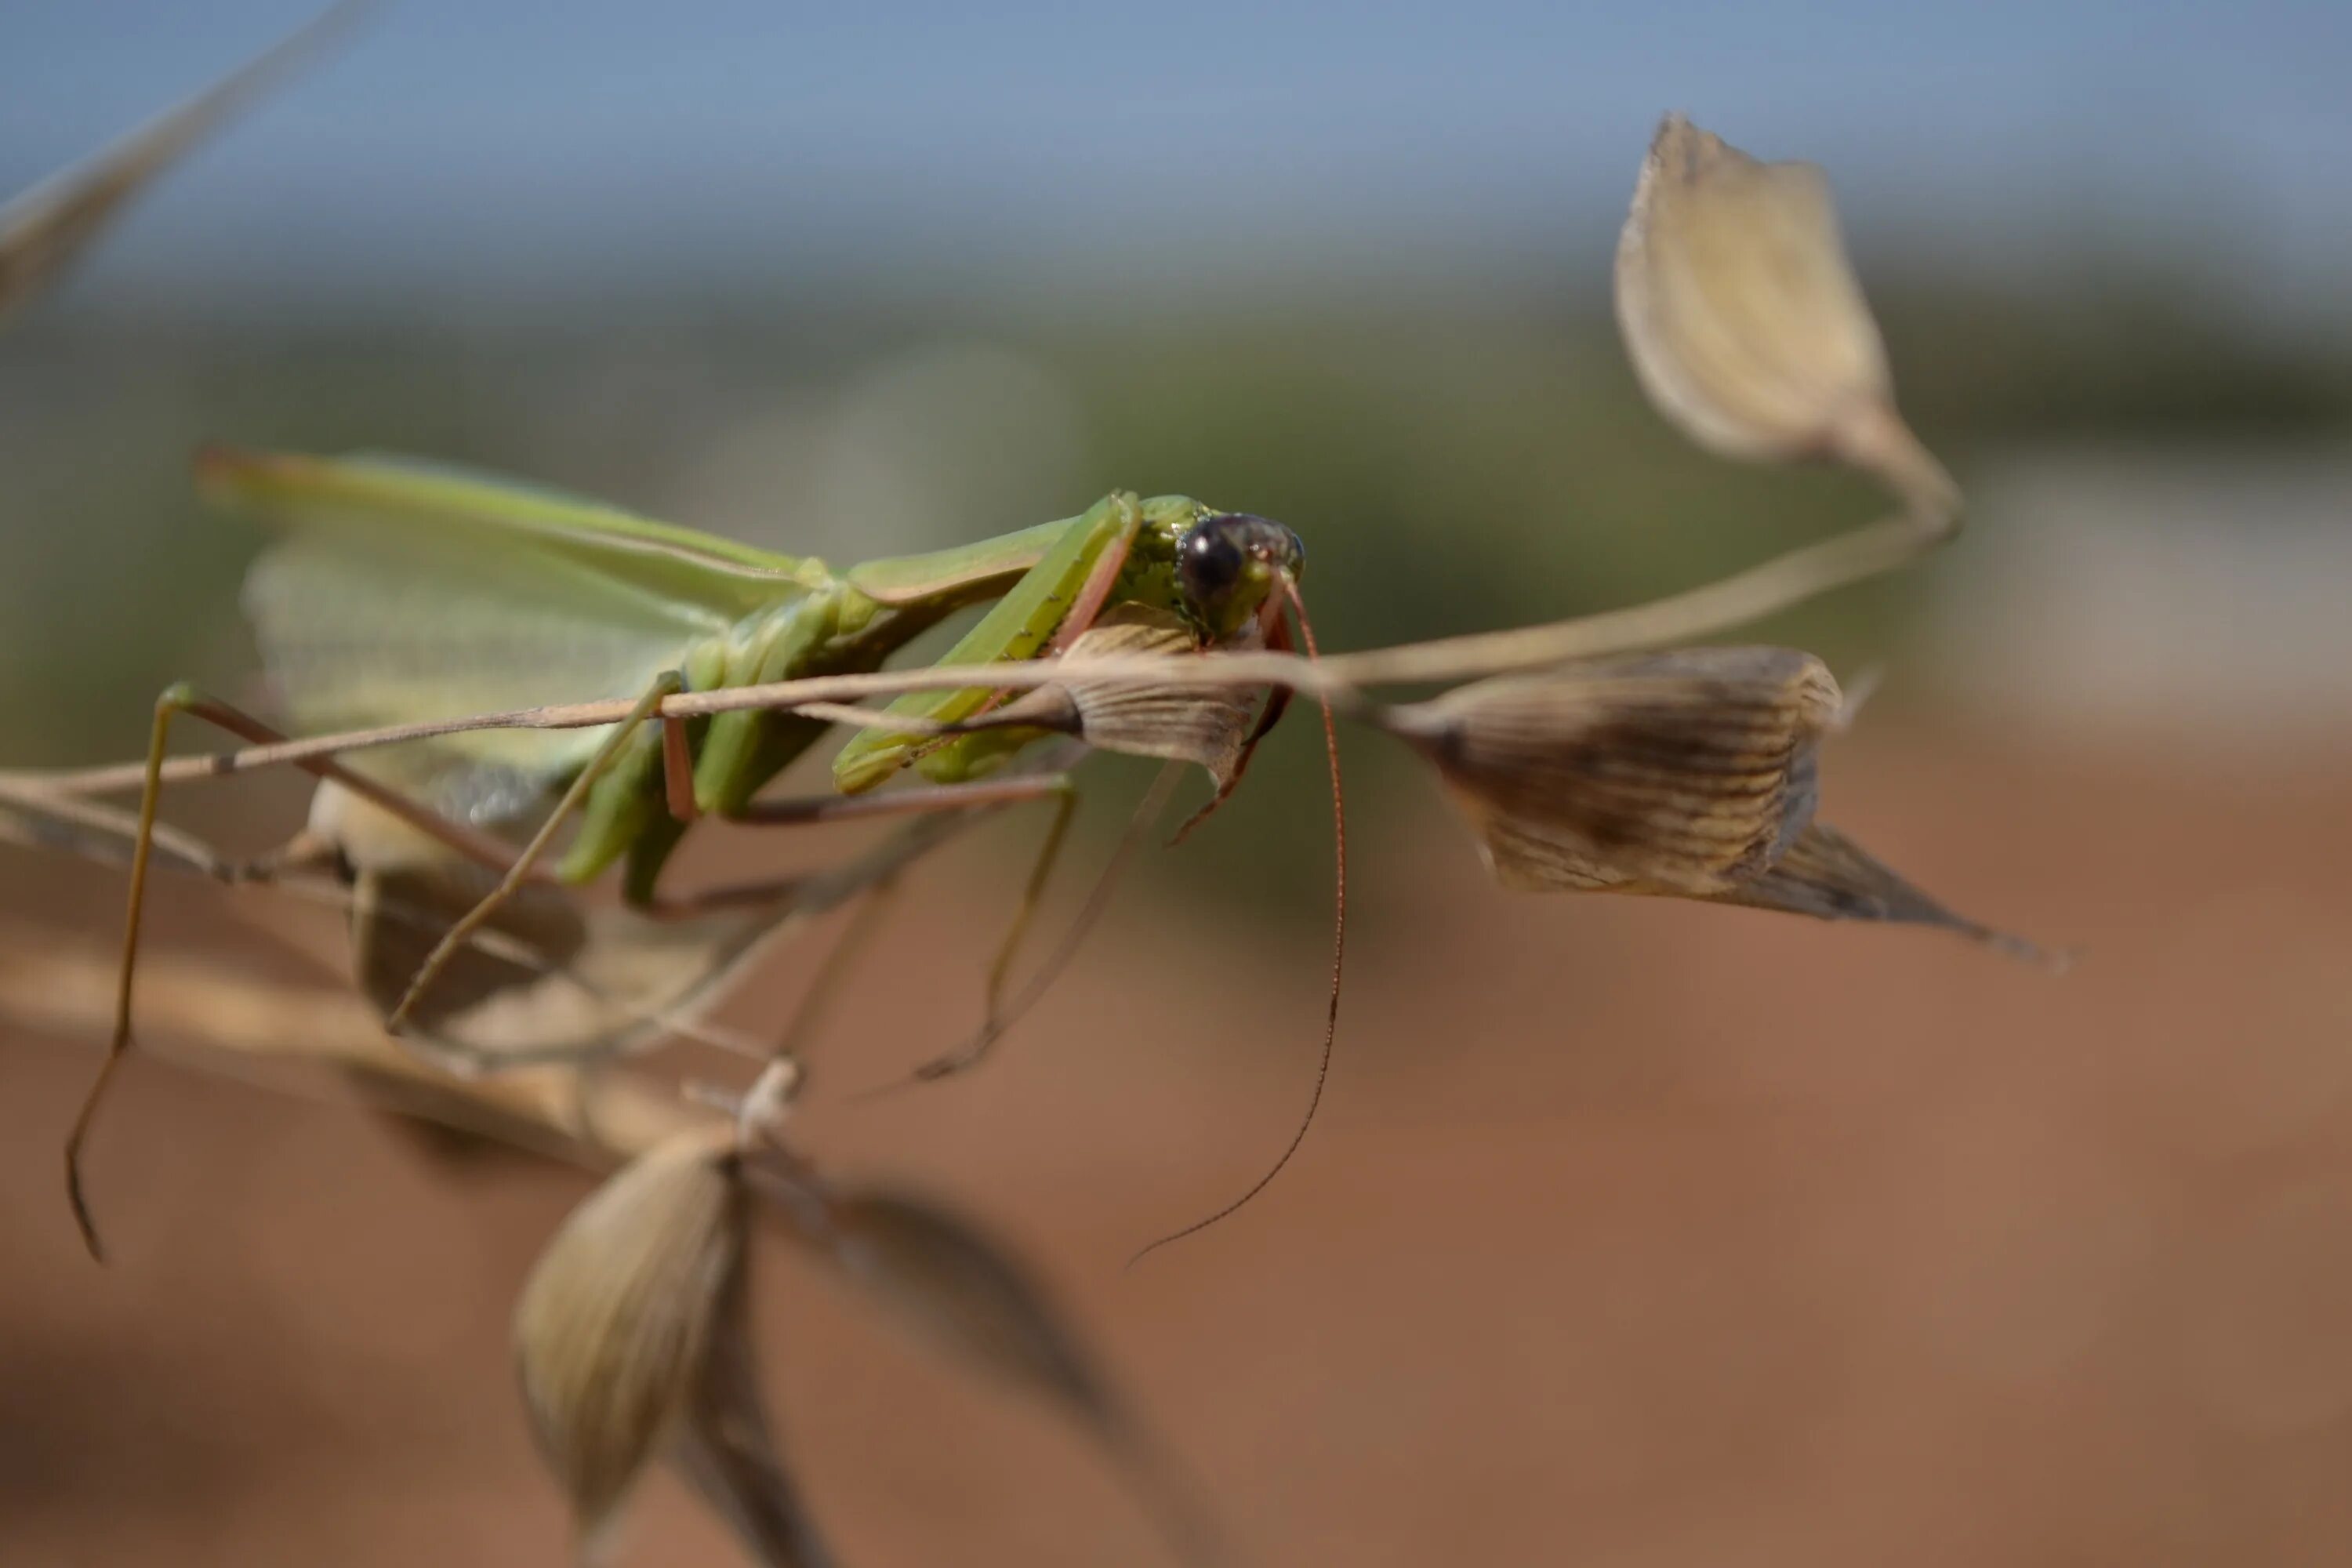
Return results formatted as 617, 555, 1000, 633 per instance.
909, 778, 1076, 1083
64, 682, 532, 1260
875, 759, 1189, 1096
668, 770, 1083, 1085
385, 670, 686, 1038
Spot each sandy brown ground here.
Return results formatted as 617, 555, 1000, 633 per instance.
5, 727, 2351, 1567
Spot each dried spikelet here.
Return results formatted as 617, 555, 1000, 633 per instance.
672, 1294, 838, 1568
1382, 648, 1842, 896
1710, 821, 2063, 968
980, 607, 1260, 786
792, 1181, 1225, 1566
514, 1124, 750, 1559
1615, 113, 1913, 475
819, 1188, 1118, 1428
0, 3, 360, 328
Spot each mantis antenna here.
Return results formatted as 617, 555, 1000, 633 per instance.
1129, 575, 1345, 1268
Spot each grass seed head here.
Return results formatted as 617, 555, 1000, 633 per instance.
982, 607, 1261, 788
1615, 114, 1904, 471
1384, 647, 1842, 896
514, 1124, 747, 1560
1710, 820, 2065, 968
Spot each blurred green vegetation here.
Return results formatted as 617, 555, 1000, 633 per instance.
2, 258, 2344, 913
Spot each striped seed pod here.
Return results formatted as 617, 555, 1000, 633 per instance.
1381, 647, 1842, 897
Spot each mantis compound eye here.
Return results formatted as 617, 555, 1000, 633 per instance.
1178, 512, 1305, 628
1178, 517, 1246, 607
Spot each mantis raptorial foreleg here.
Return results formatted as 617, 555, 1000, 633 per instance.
64, 681, 544, 1259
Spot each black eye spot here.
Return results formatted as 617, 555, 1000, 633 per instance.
1179, 518, 1245, 608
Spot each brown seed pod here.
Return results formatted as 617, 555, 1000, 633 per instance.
1708, 820, 2063, 967
1615, 113, 1909, 474
514, 1125, 767, 1561
1382, 647, 1842, 896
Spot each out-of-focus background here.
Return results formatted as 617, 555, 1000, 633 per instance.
5, 3, 2352, 1564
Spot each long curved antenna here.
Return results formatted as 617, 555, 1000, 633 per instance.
1129, 577, 1346, 1269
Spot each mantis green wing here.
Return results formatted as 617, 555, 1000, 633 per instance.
205, 447, 822, 827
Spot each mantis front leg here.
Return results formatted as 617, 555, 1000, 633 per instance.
831, 491, 1144, 793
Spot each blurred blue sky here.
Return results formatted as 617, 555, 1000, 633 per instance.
5, 2, 2349, 317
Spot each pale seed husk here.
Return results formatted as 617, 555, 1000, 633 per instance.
1385, 647, 1842, 896
514, 1124, 746, 1559
1614, 113, 1896, 466
979, 607, 1259, 788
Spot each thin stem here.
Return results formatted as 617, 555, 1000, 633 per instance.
12, 476, 1957, 800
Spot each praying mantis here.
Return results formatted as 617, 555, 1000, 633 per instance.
59, 447, 1331, 1256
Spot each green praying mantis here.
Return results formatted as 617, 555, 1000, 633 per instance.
60, 447, 1336, 1256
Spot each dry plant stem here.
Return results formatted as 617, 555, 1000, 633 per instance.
10, 465, 1959, 802
2, 780, 780, 1060
0, 776, 264, 881
1, 916, 707, 1171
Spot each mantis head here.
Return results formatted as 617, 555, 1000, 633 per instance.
1176, 511, 1305, 645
